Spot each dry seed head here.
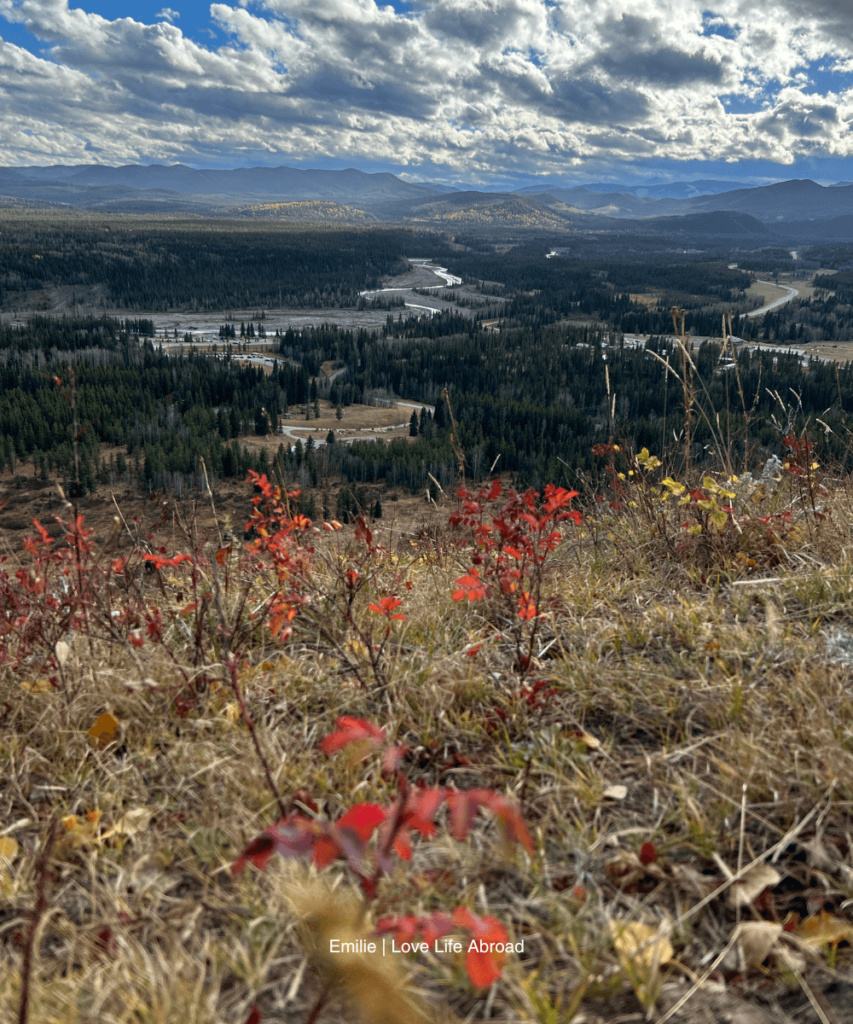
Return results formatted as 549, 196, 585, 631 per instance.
284, 873, 428, 1024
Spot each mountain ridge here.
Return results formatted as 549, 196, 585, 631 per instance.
2, 163, 853, 226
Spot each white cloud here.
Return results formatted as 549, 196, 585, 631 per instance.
0, 0, 851, 179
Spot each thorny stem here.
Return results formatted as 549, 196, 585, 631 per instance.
302, 979, 332, 1024
18, 815, 58, 1024
226, 656, 288, 819
367, 774, 409, 897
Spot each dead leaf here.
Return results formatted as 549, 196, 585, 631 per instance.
795, 910, 853, 949
670, 863, 717, 898
728, 863, 781, 908
101, 807, 154, 841
765, 599, 782, 646
88, 712, 120, 750
605, 851, 666, 890
735, 921, 782, 964
778, 946, 807, 973
0, 836, 19, 865
55, 640, 71, 667
566, 730, 601, 750
609, 921, 674, 969
603, 784, 628, 801
223, 702, 242, 726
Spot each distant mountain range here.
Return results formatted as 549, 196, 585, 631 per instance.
514, 178, 757, 199
2, 163, 853, 237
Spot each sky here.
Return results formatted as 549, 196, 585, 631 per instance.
1, 0, 853, 187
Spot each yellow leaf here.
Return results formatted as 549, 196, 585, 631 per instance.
0, 836, 19, 865
609, 921, 673, 970
88, 712, 120, 750
796, 910, 853, 949
344, 639, 369, 660
20, 677, 53, 694
637, 448, 661, 470
58, 810, 102, 853
661, 477, 685, 496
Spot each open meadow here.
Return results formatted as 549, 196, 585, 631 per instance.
4, 451, 853, 1024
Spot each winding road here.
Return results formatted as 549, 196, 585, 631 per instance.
747, 282, 799, 318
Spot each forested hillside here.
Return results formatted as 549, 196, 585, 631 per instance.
2, 219, 853, 505
0, 215, 417, 311
5, 310, 853, 504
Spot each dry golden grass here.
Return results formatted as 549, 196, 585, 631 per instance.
4, 475, 853, 1023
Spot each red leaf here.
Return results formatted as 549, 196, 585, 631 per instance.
374, 915, 420, 944
244, 1007, 261, 1024
421, 912, 455, 947
392, 829, 413, 861
447, 790, 478, 841
639, 841, 658, 865
320, 716, 385, 756
232, 834, 276, 877
337, 803, 387, 843
312, 834, 342, 869
542, 485, 580, 515
267, 815, 317, 861
452, 568, 489, 602
382, 743, 407, 774
360, 875, 378, 898
93, 925, 117, 961
487, 794, 535, 854
368, 596, 406, 620
233, 813, 318, 876
453, 908, 510, 989
143, 552, 193, 570
404, 786, 446, 837
517, 592, 537, 620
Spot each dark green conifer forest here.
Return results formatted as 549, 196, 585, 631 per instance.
2, 215, 853, 500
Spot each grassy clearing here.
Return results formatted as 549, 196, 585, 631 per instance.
3, 467, 853, 1024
